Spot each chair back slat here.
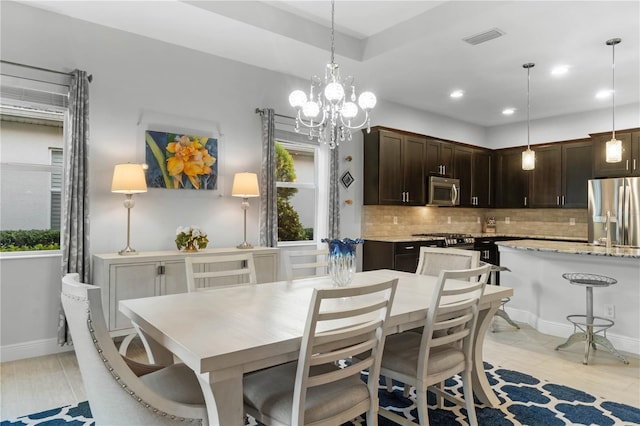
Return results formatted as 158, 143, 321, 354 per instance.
185, 253, 257, 292
416, 247, 480, 278
283, 248, 329, 281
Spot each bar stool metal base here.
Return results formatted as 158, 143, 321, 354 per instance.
555, 273, 628, 365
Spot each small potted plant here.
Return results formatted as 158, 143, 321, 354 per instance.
175, 226, 208, 252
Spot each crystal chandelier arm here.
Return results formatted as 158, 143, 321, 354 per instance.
338, 111, 371, 130
295, 109, 328, 129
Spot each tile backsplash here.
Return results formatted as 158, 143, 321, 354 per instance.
362, 206, 588, 240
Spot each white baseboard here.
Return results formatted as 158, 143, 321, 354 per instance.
0, 338, 74, 362
505, 307, 640, 356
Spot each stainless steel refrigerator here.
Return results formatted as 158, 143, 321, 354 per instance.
588, 177, 640, 247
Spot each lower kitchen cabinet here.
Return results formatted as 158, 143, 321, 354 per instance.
93, 247, 280, 336
363, 240, 445, 273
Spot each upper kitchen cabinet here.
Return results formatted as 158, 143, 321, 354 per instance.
363, 127, 426, 205
529, 144, 562, 207
495, 147, 530, 208
593, 128, 640, 177
454, 145, 492, 207
561, 140, 593, 208
425, 138, 454, 177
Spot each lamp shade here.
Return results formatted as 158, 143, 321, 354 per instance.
111, 163, 147, 194
232, 172, 260, 198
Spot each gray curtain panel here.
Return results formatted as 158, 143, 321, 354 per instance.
259, 108, 278, 247
328, 145, 340, 239
58, 70, 91, 345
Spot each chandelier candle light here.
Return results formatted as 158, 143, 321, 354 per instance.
288, 0, 376, 148
232, 172, 260, 249
111, 163, 147, 255
521, 63, 536, 171
605, 38, 622, 163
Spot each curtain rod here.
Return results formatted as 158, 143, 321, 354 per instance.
0, 60, 93, 83
255, 108, 295, 121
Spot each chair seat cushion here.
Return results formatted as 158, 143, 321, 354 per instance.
243, 361, 369, 425
381, 332, 465, 378
140, 363, 205, 405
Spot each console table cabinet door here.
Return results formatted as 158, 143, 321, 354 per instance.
109, 262, 159, 331
161, 260, 188, 295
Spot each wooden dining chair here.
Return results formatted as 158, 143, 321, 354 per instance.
377, 264, 490, 426
61, 273, 210, 425
416, 246, 480, 277
282, 248, 329, 281
185, 253, 256, 292
243, 278, 398, 426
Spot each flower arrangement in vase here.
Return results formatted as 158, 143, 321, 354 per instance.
175, 226, 208, 252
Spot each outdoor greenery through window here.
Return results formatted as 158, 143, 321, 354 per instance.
0, 112, 64, 252
276, 141, 317, 242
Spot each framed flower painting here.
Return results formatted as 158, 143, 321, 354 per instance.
145, 130, 218, 190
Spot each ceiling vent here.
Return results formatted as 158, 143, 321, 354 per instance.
463, 28, 505, 45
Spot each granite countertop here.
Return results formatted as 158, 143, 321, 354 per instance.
364, 236, 446, 243
496, 239, 640, 259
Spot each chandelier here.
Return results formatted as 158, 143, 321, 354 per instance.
288, 0, 376, 149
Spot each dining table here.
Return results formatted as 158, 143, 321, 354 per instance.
119, 269, 513, 426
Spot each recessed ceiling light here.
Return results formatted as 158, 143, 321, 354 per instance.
450, 90, 464, 98
551, 65, 569, 75
502, 108, 516, 115
596, 90, 613, 99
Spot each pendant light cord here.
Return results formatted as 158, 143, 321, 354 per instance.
527, 66, 531, 149
611, 41, 616, 140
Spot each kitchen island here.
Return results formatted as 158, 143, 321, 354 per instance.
496, 239, 640, 356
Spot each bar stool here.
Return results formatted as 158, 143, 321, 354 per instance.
489, 265, 520, 331
555, 273, 628, 365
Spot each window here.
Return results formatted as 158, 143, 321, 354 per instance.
0, 109, 65, 251
275, 140, 318, 242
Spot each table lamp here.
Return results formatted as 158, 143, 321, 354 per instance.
232, 172, 260, 249
111, 163, 147, 255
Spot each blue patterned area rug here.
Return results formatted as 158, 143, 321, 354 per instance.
2, 363, 639, 426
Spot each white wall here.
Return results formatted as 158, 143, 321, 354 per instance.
487, 103, 640, 149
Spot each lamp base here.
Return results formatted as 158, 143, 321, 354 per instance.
236, 241, 253, 249
118, 247, 139, 255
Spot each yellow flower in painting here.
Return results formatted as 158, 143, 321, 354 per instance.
166, 135, 216, 189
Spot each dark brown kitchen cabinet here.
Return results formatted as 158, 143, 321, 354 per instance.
561, 140, 593, 208
529, 145, 562, 207
363, 128, 426, 205
454, 146, 492, 207
496, 147, 530, 208
632, 132, 640, 176
426, 138, 454, 177
593, 130, 633, 177
363, 239, 445, 273
472, 149, 492, 207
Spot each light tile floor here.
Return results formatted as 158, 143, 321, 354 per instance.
1, 321, 638, 420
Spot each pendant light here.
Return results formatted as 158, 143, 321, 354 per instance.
521, 63, 536, 171
605, 38, 622, 163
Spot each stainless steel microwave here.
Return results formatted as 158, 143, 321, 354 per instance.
428, 176, 460, 206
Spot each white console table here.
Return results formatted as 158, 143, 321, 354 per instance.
92, 247, 280, 338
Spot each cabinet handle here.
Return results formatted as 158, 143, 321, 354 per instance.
443, 165, 446, 175
157, 265, 165, 275
557, 196, 560, 206
406, 191, 409, 202
626, 160, 629, 171
562, 195, 565, 206
634, 159, 637, 171
524, 196, 527, 207
404, 246, 415, 250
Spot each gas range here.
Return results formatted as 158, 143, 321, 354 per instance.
411, 233, 475, 248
